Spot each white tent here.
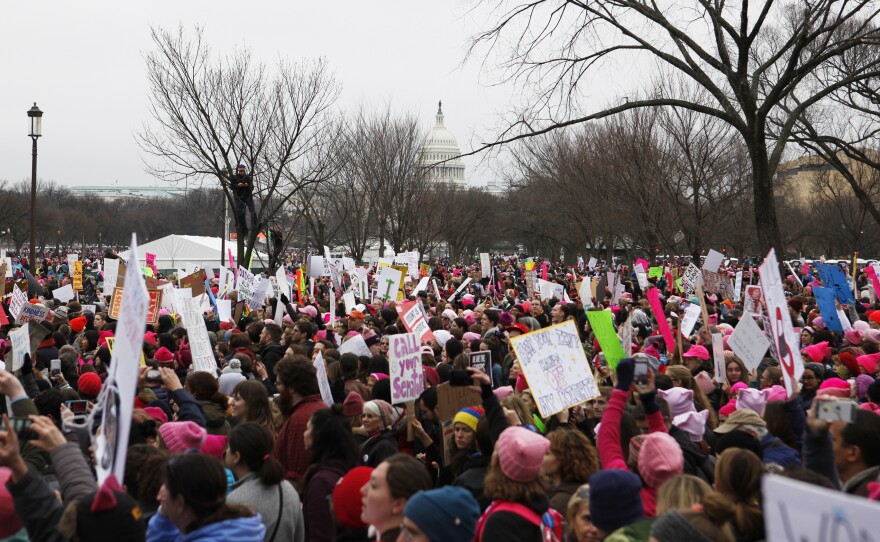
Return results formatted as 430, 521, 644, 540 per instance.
118, 235, 269, 271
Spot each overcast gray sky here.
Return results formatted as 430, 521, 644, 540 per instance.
0, 1, 525, 188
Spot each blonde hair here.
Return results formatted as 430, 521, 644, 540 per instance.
501, 394, 532, 426
656, 474, 712, 515
566, 483, 590, 523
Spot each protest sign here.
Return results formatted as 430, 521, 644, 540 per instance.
145, 252, 157, 275
727, 314, 770, 371
836, 308, 853, 332
9, 324, 30, 372
646, 288, 675, 353
620, 315, 633, 357
67, 253, 78, 265
743, 285, 763, 314
179, 270, 207, 297
734, 270, 743, 302
313, 352, 335, 407
680, 263, 701, 295
394, 300, 436, 344
866, 264, 880, 303
537, 278, 564, 301
447, 277, 472, 302
412, 276, 429, 294
81, 305, 97, 315
73, 261, 83, 291
1, 257, 11, 278
759, 248, 804, 397
342, 291, 356, 315
469, 350, 493, 386
525, 270, 537, 297
587, 257, 597, 270
376, 265, 404, 301
339, 334, 372, 358
680, 303, 702, 337
635, 272, 649, 290
509, 320, 599, 417
95, 233, 149, 486
236, 266, 258, 307
813, 286, 843, 332
216, 299, 232, 323
586, 309, 627, 370
711, 333, 725, 383
578, 277, 593, 309
634, 258, 650, 274
702, 249, 724, 273
52, 284, 76, 303
109, 287, 162, 325
762, 474, 877, 542
480, 253, 491, 278
701, 270, 734, 299
648, 266, 663, 279
174, 289, 217, 373
436, 382, 482, 465
8, 285, 28, 320
814, 262, 856, 305
390, 333, 425, 404
15, 303, 49, 325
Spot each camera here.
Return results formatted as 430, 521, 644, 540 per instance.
634, 359, 650, 385
146, 369, 161, 385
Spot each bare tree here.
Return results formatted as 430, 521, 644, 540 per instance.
466, 0, 880, 255
138, 26, 341, 267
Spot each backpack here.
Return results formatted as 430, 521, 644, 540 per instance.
474, 500, 565, 542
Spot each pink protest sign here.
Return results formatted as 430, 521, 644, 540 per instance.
635, 258, 650, 273
541, 261, 548, 281
647, 287, 676, 354
865, 265, 880, 302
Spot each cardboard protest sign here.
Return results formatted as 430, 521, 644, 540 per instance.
469, 351, 493, 386
9, 324, 30, 372
389, 333, 425, 404
95, 233, 149, 486
394, 301, 436, 344
759, 249, 804, 397
509, 320, 599, 417
701, 270, 733, 299
52, 284, 76, 303
480, 253, 491, 278
727, 314, 770, 371
646, 288, 675, 354
711, 333, 726, 383
680, 263, 701, 295
179, 270, 207, 297
338, 334, 371, 358
15, 303, 49, 325
679, 303, 702, 337
743, 285, 763, 314
436, 382, 482, 465
762, 474, 877, 542
586, 309, 627, 370
73, 261, 84, 291
313, 352, 335, 407
702, 249, 724, 273
8, 285, 28, 320
109, 287, 162, 325
174, 289, 218, 374
813, 286, 843, 332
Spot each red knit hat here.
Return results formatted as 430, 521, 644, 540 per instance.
77, 372, 102, 398
838, 352, 861, 377
333, 466, 374, 530
0, 468, 24, 537
154, 347, 174, 364
70, 316, 88, 333
869, 311, 880, 326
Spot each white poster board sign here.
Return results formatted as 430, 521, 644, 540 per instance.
480, 253, 491, 278
338, 334, 372, 358
9, 285, 27, 320
389, 332, 425, 404
174, 289, 218, 374
236, 266, 258, 307
680, 304, 702, 337
509, 320, 599, 417
711, 333, 726, 383
763, 474, 878, 542
376, 266, 403, 301
313, 352, 335, 407
702, 249, 724, 273
759, 249, 804, 396
95, 234, 149, 486
53, 284, 76, 303
681, 263, 702, 295
727, 310, 771, 371
15, 303, 49, 325
734, 270, 743, 302
9, 324, 30, 372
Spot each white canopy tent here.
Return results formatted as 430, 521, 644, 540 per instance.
118, 235, 268, 272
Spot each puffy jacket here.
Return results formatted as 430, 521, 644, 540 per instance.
147, 512, 266, 542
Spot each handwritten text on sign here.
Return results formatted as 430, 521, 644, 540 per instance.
390, 332, 424, 404
509, 320, 599, 417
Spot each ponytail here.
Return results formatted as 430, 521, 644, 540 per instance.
702, 492, 764, 541
228, 422, 284, 486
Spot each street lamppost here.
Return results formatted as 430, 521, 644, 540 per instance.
27, 103, 43, 269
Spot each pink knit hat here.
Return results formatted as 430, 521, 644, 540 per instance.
496, 426, 550, 482
657, 387, 695, 418
736, 388, 770, 415
801, 341, 830, 363
199, 434, 227, 460
844, 330, 864, 346
637, 432, 684, 489
818, 378, 851, 398
682, 345, 709, 361
730, 382, 749, 395
766, 385, 787, 402
672, 410, 709, 443
719, 399, 737, 417
694, 371, 715, 395
159, 421, 207, 453
857, 352, 880, 375
864, 329, 880, 345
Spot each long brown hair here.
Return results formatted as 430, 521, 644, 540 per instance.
708, 448, 764, 541
232, 381, 276, 438
165, 454, 254, 534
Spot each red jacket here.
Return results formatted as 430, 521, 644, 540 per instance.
597, 389, 667, 517
273, 394, 326, 486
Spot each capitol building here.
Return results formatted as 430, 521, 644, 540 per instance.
421, 101, 506, 194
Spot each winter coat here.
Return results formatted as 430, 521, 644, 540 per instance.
303, 460, 349, 542
359, 430, 399, 468
227, 473, 304, 542
147, 512, 266, 542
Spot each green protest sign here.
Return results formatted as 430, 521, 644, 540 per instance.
586, 309, 627, 370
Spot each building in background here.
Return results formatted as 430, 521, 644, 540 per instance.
422, 101, 468, 187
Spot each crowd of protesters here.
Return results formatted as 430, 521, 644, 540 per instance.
0, 250, 878, 542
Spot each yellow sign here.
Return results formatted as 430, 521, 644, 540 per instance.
73, 261, 83, 291
105, 336, 147, 367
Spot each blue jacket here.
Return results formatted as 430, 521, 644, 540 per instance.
761, 434, 801, 468
147, 512, 266, 542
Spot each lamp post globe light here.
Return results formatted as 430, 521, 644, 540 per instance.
27, 102, 43, 269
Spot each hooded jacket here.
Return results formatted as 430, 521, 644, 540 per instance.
147, 512, 266, 542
